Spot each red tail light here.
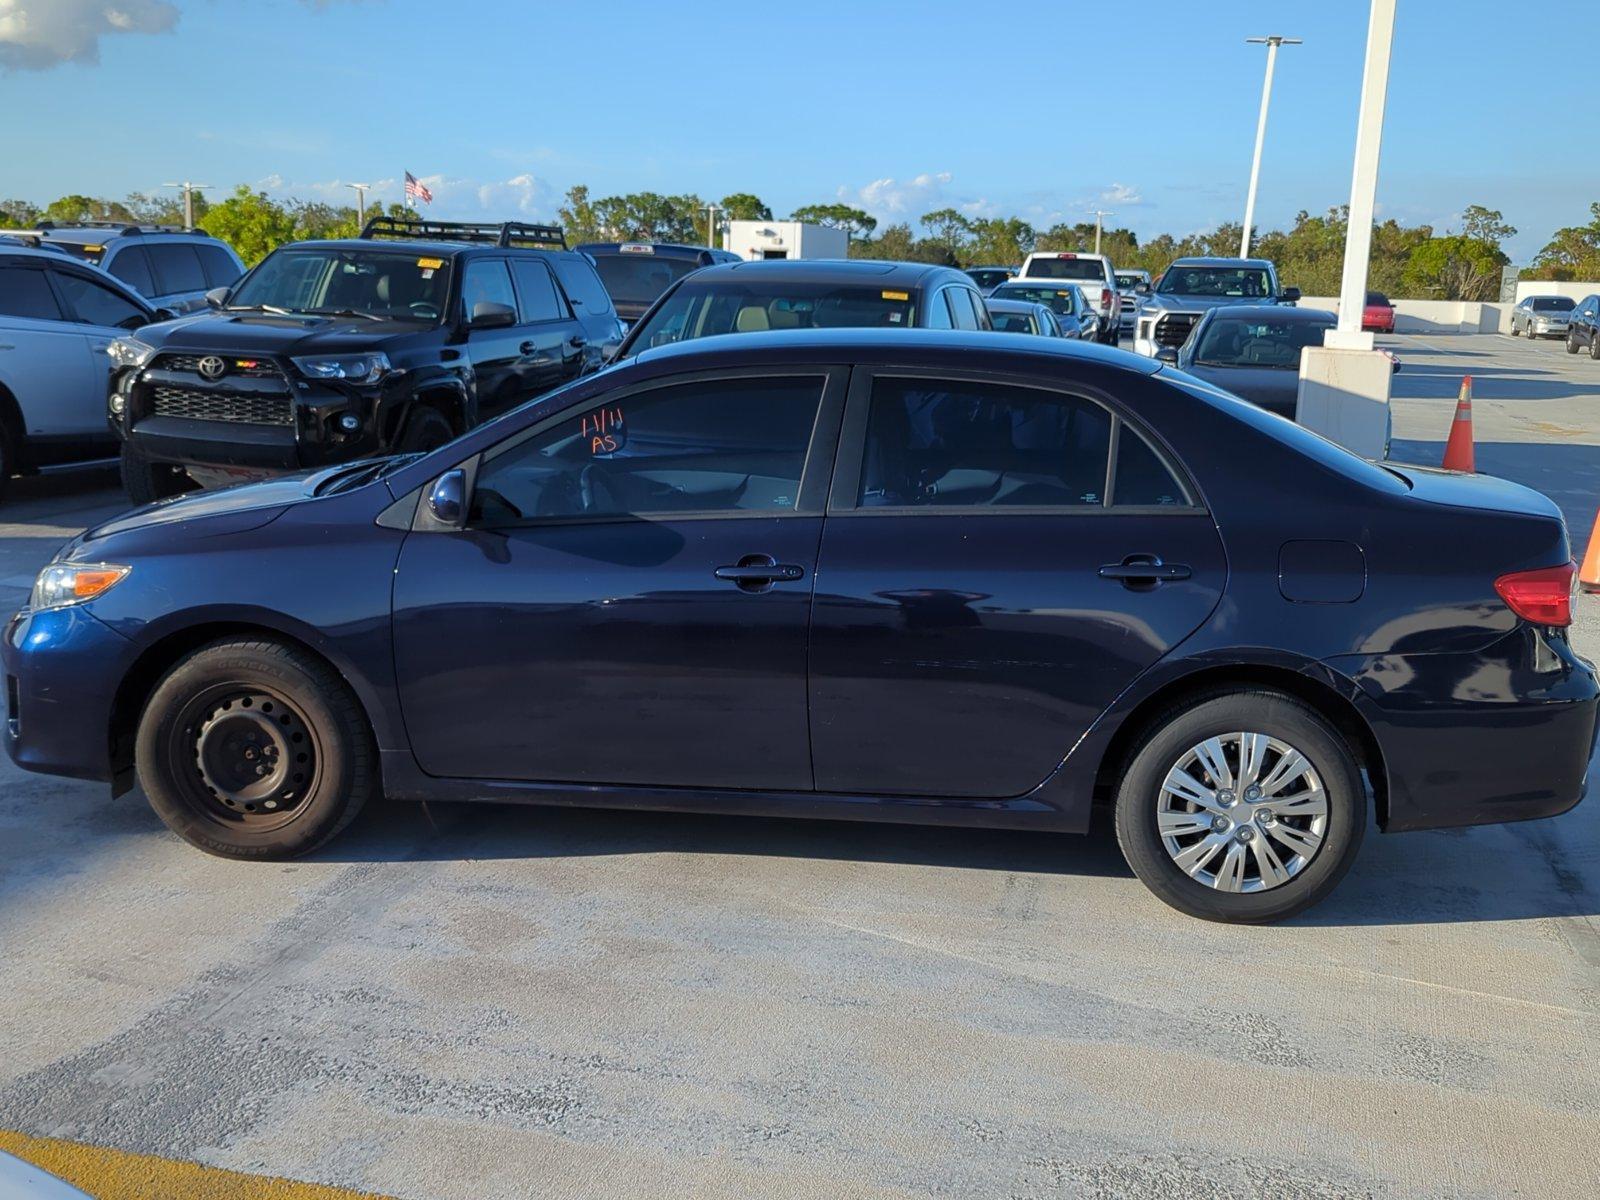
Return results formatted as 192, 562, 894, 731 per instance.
1494, 562, 1576, 626
1101, 287, 1113, 313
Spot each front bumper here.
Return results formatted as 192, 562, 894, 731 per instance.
1328, 627, 1600, 833
1529, 321, 1568, 337
4, 604, 133, 783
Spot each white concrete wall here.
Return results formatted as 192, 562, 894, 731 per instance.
1299, 296, 1509, 335
1514, 280, 1600, 304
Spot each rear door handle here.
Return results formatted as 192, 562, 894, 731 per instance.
714, 554, 805, 592
519, 340, 539, 355
1099, 556, 1191, 585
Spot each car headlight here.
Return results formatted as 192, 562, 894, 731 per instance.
29, 563, 130, 612
291, 353, 393, 384
106, 338, 156, 369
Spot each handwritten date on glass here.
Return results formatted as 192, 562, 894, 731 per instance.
580, 406, 625, 455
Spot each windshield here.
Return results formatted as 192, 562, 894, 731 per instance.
589, 253, 703, 305
988, 309, 1039, 334
1531, 297, 1575, 311
1157, 266, 1273, 298
1023, 257, 1105, 281
992, 284, 1079, 316
1193, 316, 1332, 369
967, 269, 1013, 288
229, 248, 452, 321
629, 280, 917, 348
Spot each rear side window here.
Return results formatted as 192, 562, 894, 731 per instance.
0, 266, 63, 321
147, 243, 208, 294
552, 256, 615, 317
106, 246, 156, 295
1113, 426, 1190, 506
196, 243, 243, 289
472, 376, 826, 523
52, 270, 147, 329
511, 259, 566, 323
924, 289, 953, 329
948, 289, 981, 331
858, 377, 1112, 508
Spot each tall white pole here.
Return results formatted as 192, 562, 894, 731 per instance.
1331, 0, 1396, 345
347, 183, 370, 227
1240, 36, 1299, 259
1091, 209, 1114, 255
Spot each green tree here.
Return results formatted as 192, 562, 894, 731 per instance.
1459, 205, 1515, 247
719, 192, 771, 221
0, 198, 40, 227
790, 203, 877, 240
558, 184, 602, 244
41, 194, 134, 225
965, 217, 1036, 267
123, 191, 196, 226
1528, 202, 1600, 281
199, 185, 298, 265
1402, 235, 1508, 301
290, 200, 360, 241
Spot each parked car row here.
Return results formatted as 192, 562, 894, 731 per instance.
1508, 293, 1600, 359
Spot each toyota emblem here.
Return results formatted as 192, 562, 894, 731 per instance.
197, 355, 226, 380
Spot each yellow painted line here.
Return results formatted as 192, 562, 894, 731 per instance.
0, 1129, 398, 1200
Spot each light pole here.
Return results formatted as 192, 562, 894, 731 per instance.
346, 183, 371, 228
1239, 35, 1301, 258
705, 203, 720, 249
1090, 209, 1114, 255
162, 181, 211, 229
1330, 1, 1395, 345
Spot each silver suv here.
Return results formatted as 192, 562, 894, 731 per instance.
17, 223, 243, 315
0, 245, 161, 502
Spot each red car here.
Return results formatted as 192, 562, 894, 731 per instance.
1362, 290, 1396, 334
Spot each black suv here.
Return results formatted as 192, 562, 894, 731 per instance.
1566, 294, 1600, 360
575, 242, 740, 325
108, 218, 624, 500
615, 259, 992, 357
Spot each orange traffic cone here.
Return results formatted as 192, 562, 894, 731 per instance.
1579, 509, 1600, 593
1442, 376, 1475, 473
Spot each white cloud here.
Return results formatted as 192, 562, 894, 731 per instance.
1099, 182, 1144, 206
253, 173, 550, 220
0, 0, 178, 70
839, 171, 955, 218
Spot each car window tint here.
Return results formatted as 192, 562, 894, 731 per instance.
511, 259, 565, 323
196, 243, 243, 289
0, 266, 63, 320
552, 256, 615, 316
925, 289, 953, 329
1113, 426, 1190, 506
52, 270, 146, 329
472, 376, 825, 524
106, 246, 156, 295
462, 259, 517, 320
948, 289, 980, 331
989, 310, 1036, 334
859, 377, 1112, 508
147, 243, 208, 294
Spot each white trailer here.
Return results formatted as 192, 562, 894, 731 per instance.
726, 220, 848, 262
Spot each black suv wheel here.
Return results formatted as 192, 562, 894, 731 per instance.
121, 443, 197, 505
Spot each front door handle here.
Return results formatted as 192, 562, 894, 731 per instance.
714, 554, 805, 593
1099, 555, 1192, 587
519, 340, 539, 355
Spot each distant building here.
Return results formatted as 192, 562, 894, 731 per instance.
726, 220, 849, 262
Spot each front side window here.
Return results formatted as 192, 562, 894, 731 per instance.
229, 248, 452, 321
1192, 317, 1334, 369
462, 259, 517, 321
629, 280, 916, 349
472, 376, 826, 524
52, 270, 146, 329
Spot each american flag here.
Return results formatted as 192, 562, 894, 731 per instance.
404, 171, 433, 205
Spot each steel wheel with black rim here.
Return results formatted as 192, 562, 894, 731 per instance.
135, 638, 375, 857
1114, 689, 1366, 923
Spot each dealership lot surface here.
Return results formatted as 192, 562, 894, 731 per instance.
3, 334, 1599, 1199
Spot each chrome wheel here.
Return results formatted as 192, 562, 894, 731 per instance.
1157, 732, 1328, 893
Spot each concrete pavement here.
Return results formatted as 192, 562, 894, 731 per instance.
2, 333, 1598, 1199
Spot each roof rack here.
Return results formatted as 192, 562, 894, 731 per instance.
358, 216, 567, 250
33, 220, 203, 237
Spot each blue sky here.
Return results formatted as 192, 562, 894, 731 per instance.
3, 0, 1594, 263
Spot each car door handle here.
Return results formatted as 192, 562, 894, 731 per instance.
519, 340, 539, 355
714, 554, 805, 592
1099, 556, 1191, 586
568, 335, 587, 348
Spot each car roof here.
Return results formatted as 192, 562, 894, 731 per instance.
1199, 304, 1335, 323
679, 259, 971, 288
41, 226, 207, 243
0, 243, 96, 265
576, 241, 725, 258
278, 238, 579, 259
983, 298, 1047, 314
993, 280, 1080, 293
1167, 256, 1276, 270
1028, 251, 1110, 261
633, 327, 1158, 374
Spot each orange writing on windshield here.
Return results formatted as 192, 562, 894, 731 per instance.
582, 406, 625, 454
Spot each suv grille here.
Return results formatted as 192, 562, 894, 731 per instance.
154, 353, 282, 379
151, 386, 294, 427
1155, 313, 1198, 347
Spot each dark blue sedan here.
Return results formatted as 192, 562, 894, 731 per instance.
6, 331, 1596, 922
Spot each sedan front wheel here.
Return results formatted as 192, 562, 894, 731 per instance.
1114, 690, 1366, 923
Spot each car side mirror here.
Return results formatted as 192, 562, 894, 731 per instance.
148, 306, 178, 324
204, 286, 230, 309
1392, 358, 1402, 374
1280, 287, 1301, 303
1155, 346, 1179, 364
469, 301, 518, 329
427, 469, 466, 528
1135, 283, 1151, 295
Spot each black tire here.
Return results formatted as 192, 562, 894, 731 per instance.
396, 406, 454, 454
0, 420, 12, 507
121, 441, 196, 505
1567, 332, 1581, 355
1590, 334, 1600, 361
1113, 689, 1366, 924
1511, 320, 1521, 337
135, 638, 376, 859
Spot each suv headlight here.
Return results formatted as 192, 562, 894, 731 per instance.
292, 353, 393, 384
29, 563, 130, 612
106, 338, 156, 369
